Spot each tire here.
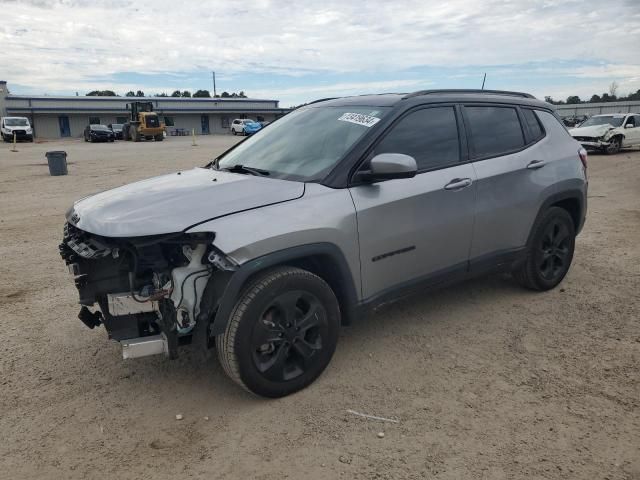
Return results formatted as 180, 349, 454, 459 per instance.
604, 136, 622, 155
242, 128, 246, 136
84, 135, 88, 142
216, 266, 340, 398
232, 128, 236, 135
513, 207, 575, 291
155, 135, 163, 141
132, 128, 139, 142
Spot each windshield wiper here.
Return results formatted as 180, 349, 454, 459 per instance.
222, 164, 270, 176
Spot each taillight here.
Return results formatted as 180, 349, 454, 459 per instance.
578, 148, 587, 170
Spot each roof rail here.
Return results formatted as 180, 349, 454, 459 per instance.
305, 97, 339, 106
403, 89, 535, 100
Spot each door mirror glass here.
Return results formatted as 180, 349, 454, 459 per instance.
356, 153, 417, 183
624, 123, 633, 128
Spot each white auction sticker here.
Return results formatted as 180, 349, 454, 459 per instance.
337, 112, 381, 128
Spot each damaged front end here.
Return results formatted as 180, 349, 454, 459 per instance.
59, 222, 236, 360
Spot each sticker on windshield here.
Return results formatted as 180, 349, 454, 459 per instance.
338, 112, 381, 128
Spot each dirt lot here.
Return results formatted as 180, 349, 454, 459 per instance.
0, 136, 638, 479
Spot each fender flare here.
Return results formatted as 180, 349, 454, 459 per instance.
209, 243, 359, 336
526, 188, 586, 247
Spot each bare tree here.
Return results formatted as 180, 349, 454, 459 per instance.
609, 81, 619, 98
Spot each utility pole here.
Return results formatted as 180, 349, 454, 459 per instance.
212, 71, 217, 97
481, 73, 486, 90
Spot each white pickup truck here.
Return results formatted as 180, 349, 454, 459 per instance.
569, 113, 640, 154
1, 116, 34, 142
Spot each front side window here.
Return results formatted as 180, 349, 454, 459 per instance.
217, 106, 390, 181
464, 106, 524, 158
522, 109, 544, 142
625, 116, 635, 127
372, 106, 460, 171
164, 116, 175, 127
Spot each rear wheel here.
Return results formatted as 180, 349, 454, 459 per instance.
155, 134, 163, 141
604, 136, 621, 155
216, 267, 340, 397
513, 207, 575, 291
232, 128, 237, 135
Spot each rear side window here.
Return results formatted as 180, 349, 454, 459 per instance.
522, 109, 544, 142
464, 106, 524, 158
373, 106, 460, 171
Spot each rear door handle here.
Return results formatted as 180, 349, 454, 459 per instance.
527, 160, 546, 170
444, 178, 473, 190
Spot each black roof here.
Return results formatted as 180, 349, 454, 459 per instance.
312, 89, 549, 109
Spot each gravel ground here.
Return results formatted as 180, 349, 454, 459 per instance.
0, 136, 638, 479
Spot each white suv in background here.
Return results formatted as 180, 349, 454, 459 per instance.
230, 119, 255, 135
569, 113, 640, 154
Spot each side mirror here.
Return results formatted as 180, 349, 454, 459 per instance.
624, 123, 633, 129
355, 153, 417, 183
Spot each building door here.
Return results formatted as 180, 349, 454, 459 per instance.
201, 115, 210, 134
58, 116, 71, 137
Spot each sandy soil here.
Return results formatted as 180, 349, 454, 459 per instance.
0, 136, 638, 479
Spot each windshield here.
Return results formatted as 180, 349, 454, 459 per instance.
5, 118, 29, 127
91, 125, 110, 131
111, 124, 123, 129
580, 116, 625, 128
218, 106, 389, 181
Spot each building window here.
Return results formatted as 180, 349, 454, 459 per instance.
256, 115, 265, 122
221, 116, 230, 128
116, 116, 128, 124
89, 116, 100, 125
164, 116, 175, 127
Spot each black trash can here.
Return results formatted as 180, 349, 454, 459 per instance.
46, 151, 68, 176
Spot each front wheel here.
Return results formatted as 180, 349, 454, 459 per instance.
513, 207, 575, 291
216, 267, 340, 397
604, 136, 621, 155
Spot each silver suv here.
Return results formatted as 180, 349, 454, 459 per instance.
60, 90, 588, 397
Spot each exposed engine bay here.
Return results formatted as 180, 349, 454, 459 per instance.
59, 222, 236, 359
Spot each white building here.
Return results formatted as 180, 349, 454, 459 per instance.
0, 80, 289, 139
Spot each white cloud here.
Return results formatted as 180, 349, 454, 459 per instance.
1, 0, 639, 101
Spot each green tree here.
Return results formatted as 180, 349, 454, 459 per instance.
566, 95, 581, 104
135, 90, 145, 97
171, 90, 181, 97
220, 91, 230, 98
154, 92, 168, 97
238, 91, 247, 98
86, 90, 117, 96
181, 90, 191, 97
590, 94, 601, 103
193, 89, 211, 98
125, 91, 136, 97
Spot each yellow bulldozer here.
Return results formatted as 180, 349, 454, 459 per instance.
122, 102, 165, 142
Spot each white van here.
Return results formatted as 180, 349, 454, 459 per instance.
1, 117, 34, 142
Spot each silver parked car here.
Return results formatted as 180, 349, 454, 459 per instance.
60, 90, 588, 397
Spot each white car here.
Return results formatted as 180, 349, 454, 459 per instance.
230, 118, 256, 135
569, 113, 640, 154
1, 116, 34, 142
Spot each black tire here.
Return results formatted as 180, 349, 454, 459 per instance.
242, 128, 246, 136
604, 136, 621, 155
216, 266, 340, 398
155, 134, 163, 141
232, 128, 236, 135
513, 207, 575, 291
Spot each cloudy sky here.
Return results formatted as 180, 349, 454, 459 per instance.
2, 0, 639, 106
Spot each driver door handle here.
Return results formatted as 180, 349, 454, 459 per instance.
444, 178, 473, 190
527, 160, 546, 170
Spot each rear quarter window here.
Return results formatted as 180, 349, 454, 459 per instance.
522, 109, 545, 142
464, 106, 525, 158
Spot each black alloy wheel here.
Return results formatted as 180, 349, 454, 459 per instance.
216, 267, 340, 397
513, 206, 576, 291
